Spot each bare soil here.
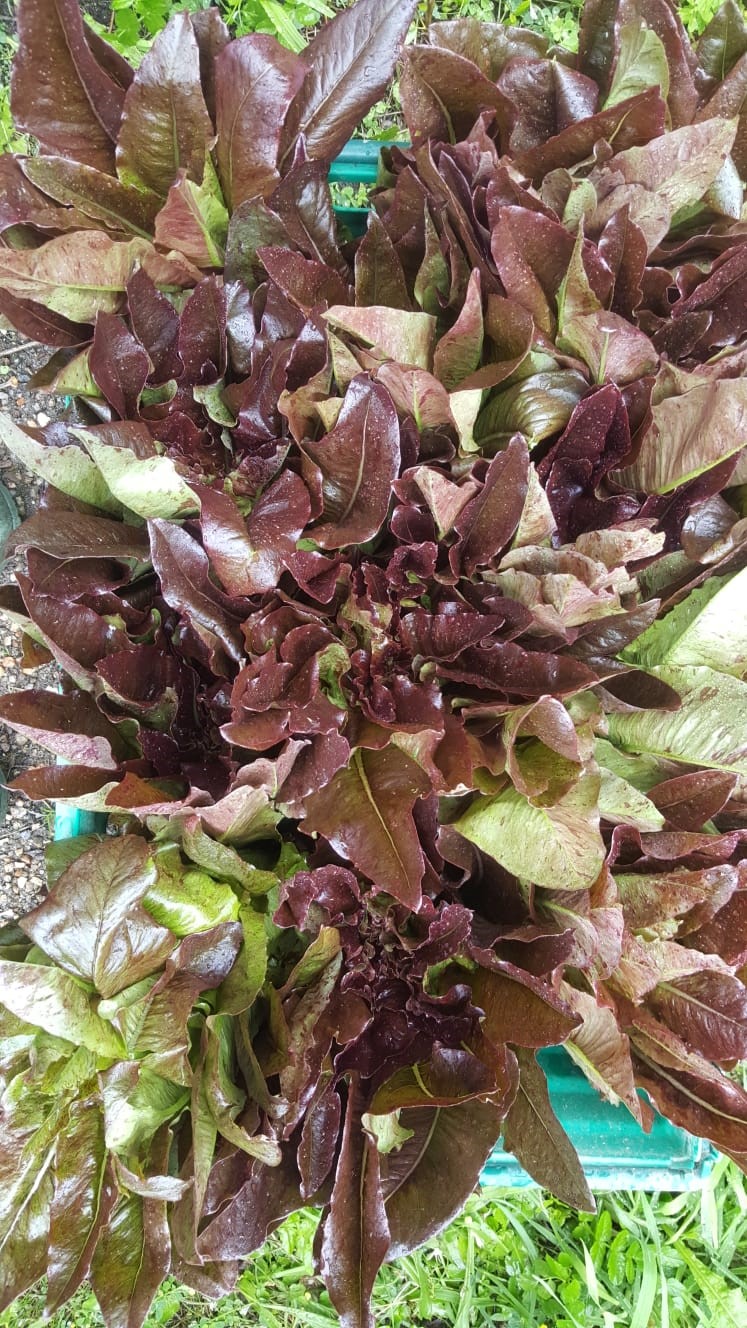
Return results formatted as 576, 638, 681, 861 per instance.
0, 330, 66, 922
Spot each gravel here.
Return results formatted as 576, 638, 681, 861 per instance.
0, 0, 122, 920
0, 328, 65, 922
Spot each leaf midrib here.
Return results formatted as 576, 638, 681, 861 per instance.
352, 749, 410, 890
280, 0, 400, 167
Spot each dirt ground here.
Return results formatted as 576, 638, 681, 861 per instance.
0, 2, 116, 923
0, 330, 65, 922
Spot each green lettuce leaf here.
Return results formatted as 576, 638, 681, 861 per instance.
74, 429, 200, 520
607, 666, 747, 775
21, 837, 175, 1000
0, 962, 124, 1057
453, 769, 605, 891
623, 569, 747, 677
0, 415, 119, 514
144, 847, 240, 936
614, 375, 747, 493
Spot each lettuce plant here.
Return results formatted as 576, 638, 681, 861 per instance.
1, 0, 747, 1324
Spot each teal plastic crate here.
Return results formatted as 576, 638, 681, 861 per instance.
484, 1048, 714, 1192
48, 140, 716, 1189
53, 802, 715, 1191
331, 139, 407, 236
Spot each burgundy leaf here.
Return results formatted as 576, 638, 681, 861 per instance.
178, 276, 227, 384
148, 519, 244, 670
127, 268, 182, 385
370, 1045, 497, 1110
355, 215, 412, 311
469, 961, 580, 1050
451, 435, 529, 574
648, 770, 738, 830
0, 688, 129, 768
400, 45, 511, 146
90, 312, 150, 417
302, 375, 400, 549
258, 247, 352, 314
199, 471, 311, 596
191, 8, 230, 122
502, 1048, 595, 1211
215, 37, 305, 208
649, 972, 747, 1061
433, 269, 483, 390
195, 1149, 303, 1261
319, 1077, 390, 1328
89, 1186, 171, 1328
301, 746, 430, 908
12, 0, 124, 170
298, 1080, 342, 1200
514, 89, 666, 180
499, 57, 599, 152
382, 1098, 506, 1259
0, 289, 90, 349
116, 13, 213, 195
279, 0, 419, 168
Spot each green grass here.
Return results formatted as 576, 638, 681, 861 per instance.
3, 1155, 747, 1328
0, 0, 725, 151
82, 0, 726, 67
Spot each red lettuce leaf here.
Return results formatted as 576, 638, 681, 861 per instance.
116, 13, 213, 195
319, 1078, 390, 1328
12, 0, 125, 170
215, 37, 305, 209
302, 747, 430, 908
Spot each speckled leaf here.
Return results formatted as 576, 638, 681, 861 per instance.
320, 1077, 390, 1328
215, 36, 305, 208
0, 233, 151, 323
503, 1048, 595, 1211
23, 157, 159, 239
607, 666, 747, 775
0, 415, 119, 514
324, 306, 436, 371
76, 430, 199, 519
303, 375, 400, 549
116, 13, 213, 195
0, 962, 123, 1055
90, 1186, 170, 1328
561, 984, 650, 1127
47, 1100, 116, 1312
383, 1098, 505, 1260
154, 162, 228, 269
454, 770, 605, 892
615, 377, 747, 493
279, 0, 418, 168
12, 0, 124, 171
